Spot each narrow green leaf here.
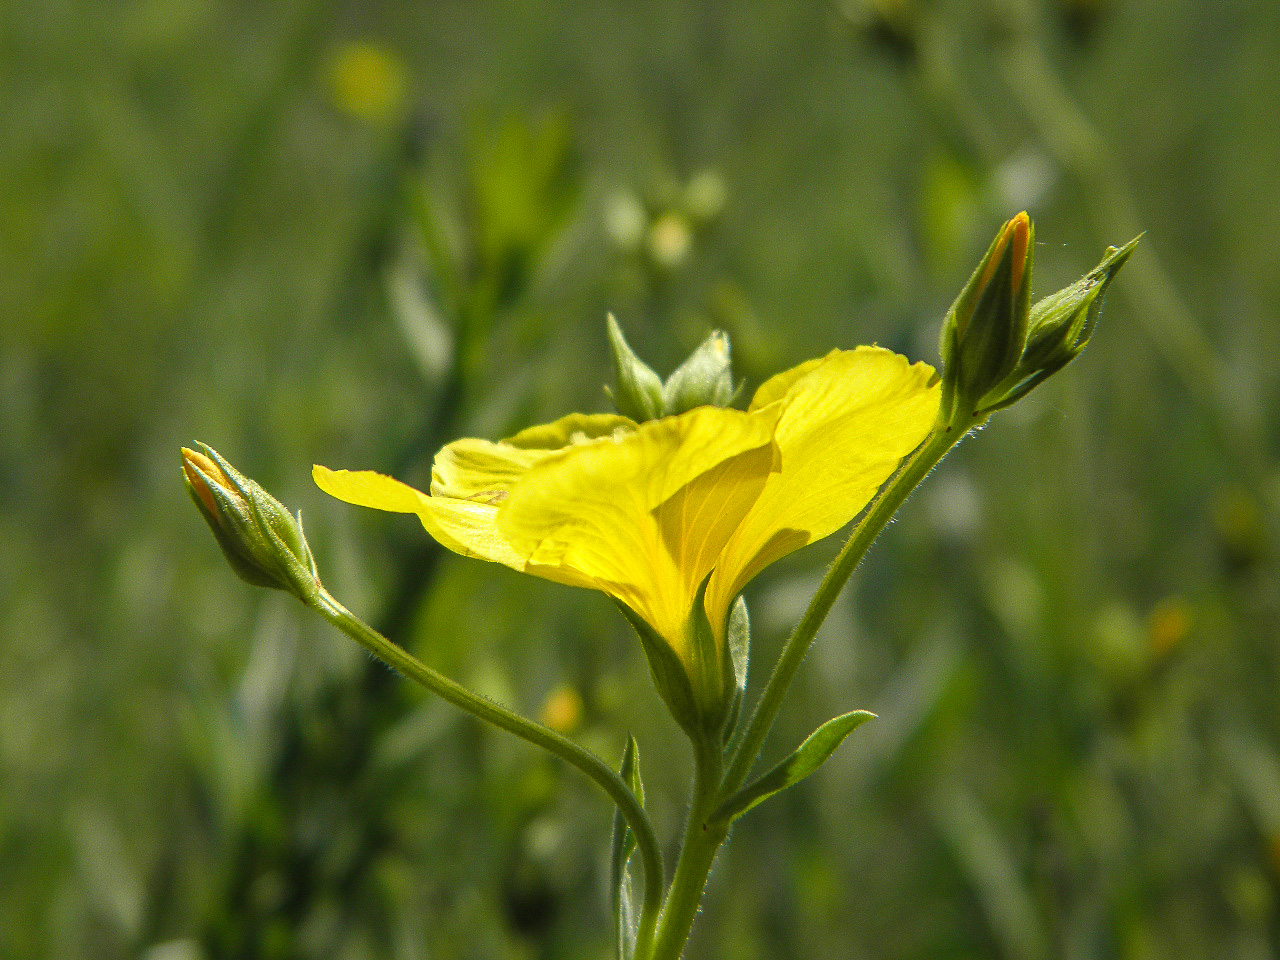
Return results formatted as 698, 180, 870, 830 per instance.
721, 596, 750, 745
609, 736, 644, 960
712, 710, 876, 823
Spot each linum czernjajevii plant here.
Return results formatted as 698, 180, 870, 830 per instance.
184, 212, 1137, 960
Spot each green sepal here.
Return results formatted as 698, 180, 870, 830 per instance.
712, 710, 876, 823
606, 314, 665, 422
721, 596, 750, 745
684, 576, 731, 736
614, 601, 702, 737
616, 581, 738, 740
661, 329, 735, 415
940, 217, 1025, 355
609, 735, 646, 960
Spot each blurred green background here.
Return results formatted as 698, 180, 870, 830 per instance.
5, 0, 1279, 957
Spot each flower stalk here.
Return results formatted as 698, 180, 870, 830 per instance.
308, 588, 667, 958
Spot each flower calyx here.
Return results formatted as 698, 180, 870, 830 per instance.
182, 443, 321, 601
617, 581, 750, 742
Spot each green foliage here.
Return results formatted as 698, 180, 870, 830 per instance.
5, 1, 1280, 958
715, 711, 877, 824
610, 736, 645, 960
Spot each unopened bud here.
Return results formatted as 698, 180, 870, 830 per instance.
1019, 235, 1140, 377
606, 317, 738, 421
661, 329, 735, 415
606, 314, 665, 421
939, 212, 1034, 421
182, 444, 320, 600
976, 232, 1141, 416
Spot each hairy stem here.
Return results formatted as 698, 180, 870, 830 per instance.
724, 423, 964, 797
646, 734, 728, 960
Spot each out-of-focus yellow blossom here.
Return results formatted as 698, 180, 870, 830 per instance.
647, 212, 693, 268
315, 347, 938, 668
1147, 596, 1191, 657
540, 684, 585, 734
326, 42, 408, 125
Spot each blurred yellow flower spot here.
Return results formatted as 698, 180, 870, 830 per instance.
1146, 595, 1191, 657
648, 212, 693, 268
315, 347, 938, 667
540, 684, 585, 734
327, 42, 408, 124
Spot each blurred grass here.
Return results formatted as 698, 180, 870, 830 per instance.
3, 0, 1280, 958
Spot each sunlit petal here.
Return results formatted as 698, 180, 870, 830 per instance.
432, 413, 636, 499
313, 465, 428, 515
705, 348, 939, 630
313, 465, 528, 571
498, 405, 781, 651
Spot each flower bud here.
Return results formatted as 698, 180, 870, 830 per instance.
606, 316, 738, 421
974, 233, 1140, 415
182, 444, 320, 600
939, 212, 1034, 422
1018, 235, 1140, 378
606, 314, 665, 422
661, 329, 735, 416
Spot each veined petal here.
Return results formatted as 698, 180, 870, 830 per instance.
497, 405, 782, 656
432, 413, 636, 499
313, 465, 428, 515
313, 465, 533, 573
655, 443, 779, 635
705, 347, 939, 631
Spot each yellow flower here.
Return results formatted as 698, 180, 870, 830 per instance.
315, 347, 938, 666
326, 43, 408, 125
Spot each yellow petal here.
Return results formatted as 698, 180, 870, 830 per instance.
432, 413, 636, 500
705, 347, 939, 630
313, 465, 530, 571
503, 412, 636, 450
747, 353, 829, 412
497, 405, 781, 654
313, 464, 427, 514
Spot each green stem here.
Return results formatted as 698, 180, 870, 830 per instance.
647, 733, 728, 960
723, 422, 965, 797
308, 588, 665, 959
